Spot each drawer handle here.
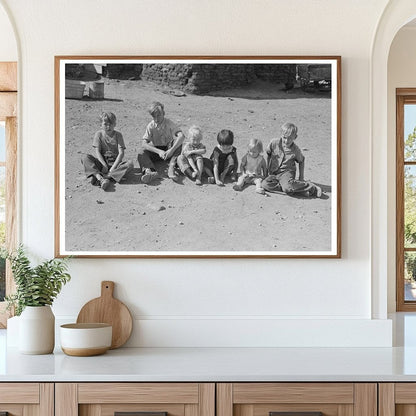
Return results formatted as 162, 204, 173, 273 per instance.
115, 412, 168, 416
270, 413, 323, 416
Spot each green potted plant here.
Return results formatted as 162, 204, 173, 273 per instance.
4, 245, 71, 354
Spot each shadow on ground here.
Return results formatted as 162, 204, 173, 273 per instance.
207, 80, 331, 101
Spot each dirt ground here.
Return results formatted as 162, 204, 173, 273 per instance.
63, 79, 333, 254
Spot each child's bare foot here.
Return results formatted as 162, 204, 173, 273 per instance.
207, 176, 215, 184
216, 180, 224, 187
233, 184, 243, 191
256, 187, 265, 195
141, 168, 158, 184
191, 171, 198, 179
195, 179, 202, 186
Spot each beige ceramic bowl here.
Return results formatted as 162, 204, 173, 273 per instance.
60, 323, 112, 356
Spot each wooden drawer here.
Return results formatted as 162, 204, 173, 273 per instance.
379, 383, 416, 416
55, 383, 215, 416
217, 383, 377, 416
0, 383, 53, 415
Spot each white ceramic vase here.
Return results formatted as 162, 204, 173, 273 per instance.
19, 305, 55, 354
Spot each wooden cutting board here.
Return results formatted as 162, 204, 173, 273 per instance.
76, 281, 133, 349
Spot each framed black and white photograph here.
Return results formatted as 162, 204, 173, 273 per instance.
55, 56, 341, 258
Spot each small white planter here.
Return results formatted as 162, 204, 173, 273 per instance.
60, 323, 112, 356
19, 306, 55, 354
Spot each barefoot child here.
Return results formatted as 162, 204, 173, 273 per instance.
233, 138, 267, 194
82, 112, 134, 191
177, 126, 214, 185
262, 122, 322, 197
137, 101, 185, 183
210, 129, 238, 186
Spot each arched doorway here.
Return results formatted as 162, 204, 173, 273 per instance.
387, 16, 416, 312
371, 1, 416, 317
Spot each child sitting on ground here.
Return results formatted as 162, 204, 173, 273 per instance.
137, 101, 185, 183
233, 138, 267, 194
210, 129, 238, 186
177, 126, 214, 185
82, 111, 134, 191
261, 122, 322, 197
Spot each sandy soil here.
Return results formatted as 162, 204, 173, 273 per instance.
64, 79, 333, 254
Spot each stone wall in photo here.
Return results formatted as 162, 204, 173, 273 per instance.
68, 63, 329, 94
140, 64, 297, 94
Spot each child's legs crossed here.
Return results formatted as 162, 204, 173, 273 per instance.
280, 171, 311, 194
108, 160, 134, 182
82, 154, 104, 178
261, 175, 282, 192
137, 148, 157, 172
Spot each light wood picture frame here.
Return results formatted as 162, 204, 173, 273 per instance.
55, 56, 341, 258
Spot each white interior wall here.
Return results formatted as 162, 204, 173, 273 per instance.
387, 26, 416, 312
0, 2, 16, 61
0, 0, 394, 347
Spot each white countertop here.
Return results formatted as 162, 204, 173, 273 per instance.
2, 346, 416, 382
3, 313, 416, 382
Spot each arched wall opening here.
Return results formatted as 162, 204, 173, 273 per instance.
387, 20, 416, 313
372, 1, 416, 318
